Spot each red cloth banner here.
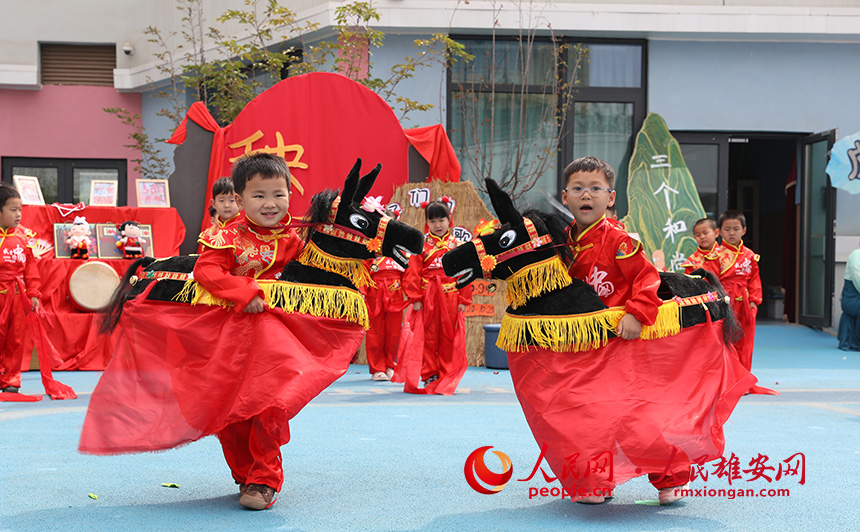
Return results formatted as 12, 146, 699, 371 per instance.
507, 319, 756, 500
79, 289, 366, 455
403, 124, 461, 182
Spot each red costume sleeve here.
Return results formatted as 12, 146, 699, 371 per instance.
749, 254, 763, 305
616, 249, 662, 326
402, 254, 425, 302
192, 247, 263, 312
23, 245, 42, 299
458, 283, 473, 305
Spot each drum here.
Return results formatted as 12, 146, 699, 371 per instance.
68, 261, 121, 312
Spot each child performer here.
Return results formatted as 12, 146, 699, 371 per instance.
716, 210, 762, 374
199, 177, 240, 249
681, 218, 722, 275
364, 206, 407, 381
0, 184, 42, 394
402, 198, 472, 393
562, 156, 688, 504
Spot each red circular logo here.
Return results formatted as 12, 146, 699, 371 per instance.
464, 446, 513, 494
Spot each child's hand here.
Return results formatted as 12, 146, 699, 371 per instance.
457, 304, 466, 313
616, 313, 642, 340
30, 297, 40, 313
750, 302, 757, 311
243, 295, 266, 314
413, 302, 423, 311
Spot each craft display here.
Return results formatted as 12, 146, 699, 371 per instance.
55, 217, 96, 259
114, 221, 147, 259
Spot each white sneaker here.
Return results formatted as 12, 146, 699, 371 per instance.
658, 483, 689, 505
371, 372, 389, 381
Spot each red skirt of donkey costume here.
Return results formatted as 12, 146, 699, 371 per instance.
506, 318, 756, 500
79, 286, 365, 455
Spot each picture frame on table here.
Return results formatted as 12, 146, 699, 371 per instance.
53, 223, 98, 259
89, 179, 118, 207
13, 175, 45, 205
136, 179, 170, 208
95, 224, 154, 259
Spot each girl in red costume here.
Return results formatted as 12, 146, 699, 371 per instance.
402, 198, 472, 393
364, 207, 407, 381
0, 184, 42, 395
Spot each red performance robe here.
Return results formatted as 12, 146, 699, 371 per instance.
717, 240, 762, 372
567, 216, 662, 325
395, 232, 472, 395
197, 213, 240, 254
79, 214, 366, 491
364, 257, 407, 375
681, 244, 722, 276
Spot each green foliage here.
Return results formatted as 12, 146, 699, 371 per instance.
102, 107, 171, 180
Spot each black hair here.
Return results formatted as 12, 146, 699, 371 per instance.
425, 200, 451, 221
718, 210, 746, 229
231, 152, 291, 195
694, 218, 717, 231
118, 220, 140, 232
212, 176, 235, 199
563, 156, 616, 189
209, 205, 217, 218
0, 183, 21, 209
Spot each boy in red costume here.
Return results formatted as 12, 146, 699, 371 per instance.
364, 207, 407, 381
716, 210, 762, 374
193, 153, 304, 510
562, 156, 688, 504
681, 218, 721, 275
403, 199, 472, 391
0, 184, 42, 395
199, 177, 241, 251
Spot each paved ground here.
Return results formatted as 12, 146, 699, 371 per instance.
1, 322, 859, 532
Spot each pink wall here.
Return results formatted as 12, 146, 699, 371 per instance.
0, 85, 142, 204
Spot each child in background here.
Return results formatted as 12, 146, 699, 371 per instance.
716, 210, 762, 375
200, 177, 240, 244
562, 156, 689, 504
681, 218, 722, 275
0, 184, 42, 394
403, 198, 472, 391
364, 208, 407, 381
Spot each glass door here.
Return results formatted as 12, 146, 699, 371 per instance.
798, 130, 836, 328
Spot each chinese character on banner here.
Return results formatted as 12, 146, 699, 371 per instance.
453, 226, 472, 242
386, 202, 403, 219
712, 453, 743, 486
775, 452, 806, 485
517, 443, 558, 483
662, 217, 687, 243
653, 182, 679, 209
669, 251, 686, 272
408, 187, 431, 208
689, 462, 710, 482
743, 453, 776, 483
650, 154, 672, 169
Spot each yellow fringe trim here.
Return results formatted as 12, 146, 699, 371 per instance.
497, 300, 681, 353
298, 241, 374, 289
172, 279, 369, 329
505, 256, 573, 309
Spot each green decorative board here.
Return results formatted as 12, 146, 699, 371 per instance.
620, 113, 706, 272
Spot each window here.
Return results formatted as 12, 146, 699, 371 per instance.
2, 158, 127, 205
449, 37, 646, 213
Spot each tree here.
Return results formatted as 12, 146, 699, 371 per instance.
448, 0, 586, 202
108, 0, 471, 178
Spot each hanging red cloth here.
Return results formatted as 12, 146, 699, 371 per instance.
403, 124, 461, 182
507, 318, 756, 501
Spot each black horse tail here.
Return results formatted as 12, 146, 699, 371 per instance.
696, 268, 743, 346
98, 256, 156, 334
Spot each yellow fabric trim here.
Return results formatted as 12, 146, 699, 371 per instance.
173, 279, 369, 329
614, 240, 642, 260
573, 215, 606, 242
505, 256, 573, 309
497, 301, 681, 353
298, 240, 374, 288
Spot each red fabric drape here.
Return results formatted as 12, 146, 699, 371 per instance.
403, 124, 461, 182
506, 319, 756, 500
79, 287, 366, 455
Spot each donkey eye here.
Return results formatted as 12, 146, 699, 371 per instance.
498, 229, 517, 249
349, 213, 370, 229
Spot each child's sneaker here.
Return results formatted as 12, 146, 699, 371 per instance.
239, 484, 277, 510
1, 386, 19, 393
658, 483, 689, 505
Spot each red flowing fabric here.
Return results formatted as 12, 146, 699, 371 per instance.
506, 319, 756, 500
79, 285, 365, 455
403, 124, 461, 182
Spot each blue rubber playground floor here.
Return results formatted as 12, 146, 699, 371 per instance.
1, 322, 859, 532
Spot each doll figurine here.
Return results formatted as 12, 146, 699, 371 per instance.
116, 221, 146, 259
66, 217, 92, 259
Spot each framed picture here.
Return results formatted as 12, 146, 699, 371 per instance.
53, 223, 98, 259
13, 175, 45, 205
136, 179, 171, 208
89, 179, 118, 206
96, 223, 154, 259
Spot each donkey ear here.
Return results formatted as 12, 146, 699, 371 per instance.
340, 158, 363, 208
353, 163, 382, 203
486, 178, 522, 225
